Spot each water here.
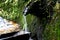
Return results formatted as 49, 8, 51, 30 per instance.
23, 6, 29, 15
23, 7, 29, 32
23, 15, 28, 32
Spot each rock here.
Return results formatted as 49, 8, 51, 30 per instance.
0, 17, 20, 35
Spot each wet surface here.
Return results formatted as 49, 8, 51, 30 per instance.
0, 31, 30, 40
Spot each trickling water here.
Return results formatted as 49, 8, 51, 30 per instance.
23, 7, 29, 32
23, 15, 28, 32
14, 8, 29, 36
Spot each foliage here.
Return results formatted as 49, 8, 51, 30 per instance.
0, 0, 29, 28
0, 0, 60, 40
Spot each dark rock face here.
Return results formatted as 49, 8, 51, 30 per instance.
0, 31, 30, 40
24, 1, 49, 19
23, 0, 56, 40
23, 0, 57, 19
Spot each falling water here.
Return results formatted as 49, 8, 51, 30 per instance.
22, 7, 29, 32
23, 15, 28, 32
10, 7, 29, 37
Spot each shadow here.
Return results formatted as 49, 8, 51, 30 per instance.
23, 0, 57, 40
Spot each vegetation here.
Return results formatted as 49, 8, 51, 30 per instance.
0, 0, 60, 40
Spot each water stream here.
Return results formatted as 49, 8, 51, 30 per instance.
22, 7, 29, 32
23, 15, 28, 32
